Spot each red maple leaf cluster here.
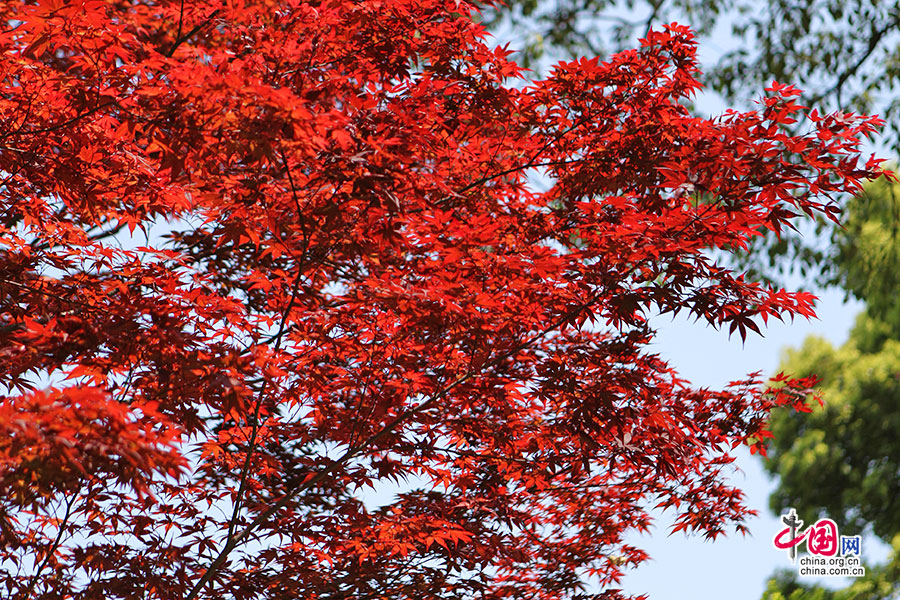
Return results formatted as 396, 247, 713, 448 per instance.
0, 1, 884, 599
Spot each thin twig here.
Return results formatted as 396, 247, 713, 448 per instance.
22, 492, 78, 599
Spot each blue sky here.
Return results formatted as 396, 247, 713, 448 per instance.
623, 288, 890, 599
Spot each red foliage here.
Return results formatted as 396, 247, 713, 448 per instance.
0, 1, 883, 599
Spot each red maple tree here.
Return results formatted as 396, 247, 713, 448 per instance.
0, 1, 884, 599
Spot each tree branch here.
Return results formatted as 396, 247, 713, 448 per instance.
184, 290, 602, 600
22, 492, 77, 599
164, 9, 221, 58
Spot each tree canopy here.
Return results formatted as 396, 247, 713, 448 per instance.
0, 1, 886, 599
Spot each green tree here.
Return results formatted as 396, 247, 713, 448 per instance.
760, 555, 900, 600
760, 177, 900, 600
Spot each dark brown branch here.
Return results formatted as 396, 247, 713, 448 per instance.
22, 493, 77, 600
164, 9, 221, 58
810, 16, 900, 106
217, 147, 312, 576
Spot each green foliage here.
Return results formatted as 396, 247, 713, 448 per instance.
765, 317, 900, 541
762, 177, 900, 600
483, 0, 724, 70
761, 537, 900, 600
761, 569, 839, 600
833, 175, 900, 329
